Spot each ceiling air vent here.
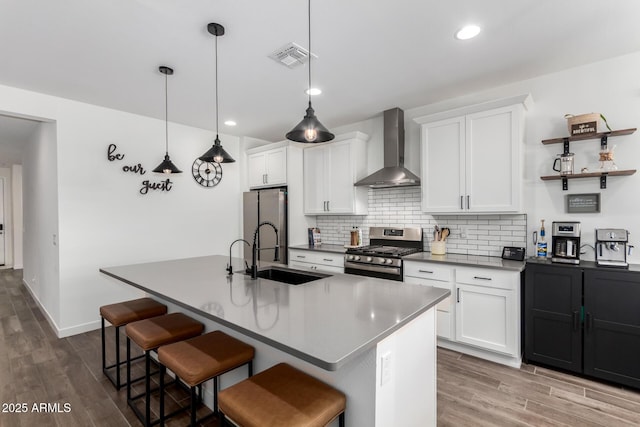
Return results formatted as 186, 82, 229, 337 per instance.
269, 42, 317, 69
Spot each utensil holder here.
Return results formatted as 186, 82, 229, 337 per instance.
431, 240, 446, 255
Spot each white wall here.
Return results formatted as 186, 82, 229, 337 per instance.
11, 165, 23, 268
330, 51, 640, 264
0, 83, 242, 336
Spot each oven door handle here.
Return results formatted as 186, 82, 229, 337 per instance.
344, 261, 401, 276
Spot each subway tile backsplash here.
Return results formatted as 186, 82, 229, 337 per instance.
316, 187, 527, 257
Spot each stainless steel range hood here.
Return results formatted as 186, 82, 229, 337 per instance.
354, 108, 420, 188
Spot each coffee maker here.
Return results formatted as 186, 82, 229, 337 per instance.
595, 229, 632, 268
551, 221, 581, 264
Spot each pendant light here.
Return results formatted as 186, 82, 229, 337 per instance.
286, 0, 334, 143
199, 23, 235, 163
153, 66, 182, 174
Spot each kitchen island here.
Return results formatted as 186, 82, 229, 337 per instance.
100, 255, 448, 426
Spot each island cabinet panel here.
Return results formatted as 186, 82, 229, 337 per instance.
584, 269, 640, 389
417, 102, 525, 214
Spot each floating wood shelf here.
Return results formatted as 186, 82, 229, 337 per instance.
541, 128, 636, 145
540, 169, 637, 190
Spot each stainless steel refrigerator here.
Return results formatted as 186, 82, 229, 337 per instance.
243, 188, 288, 266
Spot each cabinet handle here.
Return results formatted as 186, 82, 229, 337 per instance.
473, 276, 492, 281
265, 174, 268, 184
460, 196, 463, 210
586, 312, 593, 332
296, 255, 306, 259
323, 258, 333, 262
456, 288, 460, 303
418, 269, 434, 274
327, 200, 330, 211
323, 201, 327, 211
467, 195, 470, 209
572, 310, 579, 331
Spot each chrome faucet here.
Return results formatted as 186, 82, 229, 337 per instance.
250, 221, 279, 279
227, 238, 250, 275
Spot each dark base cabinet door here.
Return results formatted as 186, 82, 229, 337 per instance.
524, 264, 583, 373
584, 269, 640, 389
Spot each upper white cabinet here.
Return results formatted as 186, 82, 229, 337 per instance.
415, 94, 531, 213
303, 132, 369, 215
247, 145, 287, 189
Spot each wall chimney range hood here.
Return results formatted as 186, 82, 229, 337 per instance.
354, 108, 420, 188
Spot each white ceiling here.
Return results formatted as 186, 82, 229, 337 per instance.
1, 0, 640, 158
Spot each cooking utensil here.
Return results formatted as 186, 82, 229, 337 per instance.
441, 228, 450, 241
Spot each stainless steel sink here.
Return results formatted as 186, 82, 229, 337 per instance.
254, 266, 330, 285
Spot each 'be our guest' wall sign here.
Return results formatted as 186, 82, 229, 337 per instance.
107, 144, 173, 195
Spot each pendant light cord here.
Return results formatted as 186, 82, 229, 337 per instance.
215, 32, 219, 138
308, 0, 312, 106
164, 70, 169, 155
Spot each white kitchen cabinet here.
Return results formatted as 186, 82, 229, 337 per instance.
415, 95, 531, 213
404, 261, 455, 340
403, 259, 522, 366
288, 249, 344, 274
455, 266, 519, 356
303, 132, 369, 215
247, 146, 287, 189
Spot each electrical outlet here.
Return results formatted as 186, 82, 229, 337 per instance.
460, 227, 467, 239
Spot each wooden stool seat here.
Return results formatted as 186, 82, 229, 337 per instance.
158, 331, 255, 425
101, 298, 167, 327
125, 312, 204, 351
219, 363, 346, 427
159, 330, 254, 387
125, 312, 204, 427
100, 298, 167, 389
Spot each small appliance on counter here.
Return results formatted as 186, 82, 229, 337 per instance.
551, 221, 581, 264
595, 228, 633, 268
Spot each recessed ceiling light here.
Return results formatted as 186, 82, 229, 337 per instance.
305, 88, 322, 96
224, 120, 237, 126
455, 25, 481, 40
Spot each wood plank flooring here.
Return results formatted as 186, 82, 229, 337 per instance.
1, 268, 639, 426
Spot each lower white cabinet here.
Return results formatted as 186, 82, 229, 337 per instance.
404, 260, 521, 364
288, 249, 344, 274
404, 262, 454, 340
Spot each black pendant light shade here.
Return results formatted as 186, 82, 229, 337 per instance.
286, 0, 334, 143
198, 22, 235, 163
153, 66, 182, 174
198, 136, 235, 163
286, 102, 334, 143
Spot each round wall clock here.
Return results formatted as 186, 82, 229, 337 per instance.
191, 159, 223, 187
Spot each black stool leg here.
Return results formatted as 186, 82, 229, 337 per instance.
159, 364, 165, 426
339, 412, 345, 427
145, 351, 151, 426
114, 325, 121, 388
190, 386, 197, 427
101, 317, 106, 377
126, 337, 132, 401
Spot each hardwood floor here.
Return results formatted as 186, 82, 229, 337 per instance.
1, 268, 639, 426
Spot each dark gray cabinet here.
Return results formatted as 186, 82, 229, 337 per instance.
584, 269, 640, 388
524, 263, 582, 373
525, 262, 640, 389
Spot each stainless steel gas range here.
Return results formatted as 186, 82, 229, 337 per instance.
344, 227, 423, 281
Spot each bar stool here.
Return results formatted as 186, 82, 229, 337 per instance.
157, 330, 255, 426
125, 312, 204, 427
100, 297, 167, 389
218, 363, 346, 427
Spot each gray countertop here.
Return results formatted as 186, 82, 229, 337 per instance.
100, 255, 448, 371
289, 244, 347, 254
403, 252, 526, 272
525, 256, 640, 272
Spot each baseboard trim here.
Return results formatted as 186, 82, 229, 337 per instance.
21, 279, 101, 338
438, 338, 522, 369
